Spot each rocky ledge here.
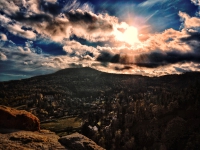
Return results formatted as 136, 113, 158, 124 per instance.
0, 105, 104, 150
59, 133, 105, 150
0, 129, 66, 150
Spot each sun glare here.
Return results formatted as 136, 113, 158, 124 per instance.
114, 24, 139, 46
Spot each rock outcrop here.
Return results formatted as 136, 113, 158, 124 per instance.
0, 129, 67, 150
0, 106, 105, 150
59, 132, 105, 150
0, 105, 40, 131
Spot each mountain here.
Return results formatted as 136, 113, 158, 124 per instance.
1, 67, 200, 99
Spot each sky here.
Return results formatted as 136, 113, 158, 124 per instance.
0, 0, 200, 81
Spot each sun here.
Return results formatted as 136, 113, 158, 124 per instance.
114, 23, 139, 46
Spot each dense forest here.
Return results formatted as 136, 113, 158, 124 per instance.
0, 67, 200, 150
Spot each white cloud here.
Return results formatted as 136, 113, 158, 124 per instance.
24, 47, 32, 53
138, 0, 165, 7
63, 40, 98, 58
18, 46, 24, 52
62, 0, 94, 12
20, 43, 43, 54
0, 52, 7, 61
25, 41, 34, 48
0, 14, 12, 24
0, 15, 37, 40
140, 28, 192, 53
44, 0, 57, 4
24, 60, 33, 65
62, 0, 81, 12
6, 24, 37, 40
191, 0, 200, 5
0, 1, 19, 16
179, 11, 200, 29
0, 33, 7, 41
80, 2, 94, 12
191, 0, 200, 16
22, 0, 41, 15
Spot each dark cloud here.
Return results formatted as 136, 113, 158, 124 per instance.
96, 51, 120, 63
135, 52, 200, 68
180, 33, 200, 43
40, 1, 61, 16
69, 63, 83, 68
70, 35, 107, 47
11, 13, 52, 23
96, 51, 113, 62
96, 51, 200, 68
65, 10, 113, 32
66, 10, 97, 23
179, 32, 200, 52
114, 66, 132, 71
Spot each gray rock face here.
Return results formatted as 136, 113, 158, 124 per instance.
59, 132, 105, 150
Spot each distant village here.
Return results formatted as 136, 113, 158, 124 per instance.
23, 91, 151, 135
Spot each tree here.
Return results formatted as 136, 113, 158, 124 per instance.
162, 117, 186, 149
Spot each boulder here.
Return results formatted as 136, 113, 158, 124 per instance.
0, 105, 40, 131
59, 132, 105, 150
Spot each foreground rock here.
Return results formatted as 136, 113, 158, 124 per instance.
0, 129, 67, 150
0, 105, 40, 131
0, 130, 105, 150
59, 132, 105, 150
0, 106, 104, 150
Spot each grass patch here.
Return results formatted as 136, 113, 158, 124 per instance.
40, 117, 82, 136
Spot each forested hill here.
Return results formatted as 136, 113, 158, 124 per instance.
1, 67, 200, 103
